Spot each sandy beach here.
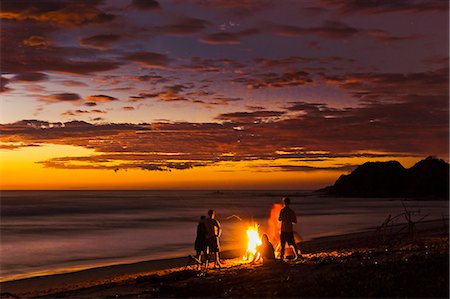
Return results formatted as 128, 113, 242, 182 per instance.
1, 218, 448, 298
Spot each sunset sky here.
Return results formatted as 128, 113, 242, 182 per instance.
0, 0, 448, 189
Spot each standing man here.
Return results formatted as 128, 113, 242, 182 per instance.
194, 215, 207, 269
204, 209, 222, 269
278, 197, 300, 260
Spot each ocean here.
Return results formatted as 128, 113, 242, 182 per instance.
1, 190, 448, 282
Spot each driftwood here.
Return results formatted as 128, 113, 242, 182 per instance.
185, 254, 210, 272
374, 200, 430, 246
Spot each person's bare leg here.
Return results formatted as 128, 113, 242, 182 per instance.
290, 245, 299, 260
280, 242, 286, 260
215, 252, 221, 268
195, 251, 201, 270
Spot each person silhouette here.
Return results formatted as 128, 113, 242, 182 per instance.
252, 234, 276, 264
194, 215, 207, 268
204, 209, 222, 269
278, 197, 300, 260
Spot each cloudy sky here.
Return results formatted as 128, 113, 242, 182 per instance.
0, 0, 448, 189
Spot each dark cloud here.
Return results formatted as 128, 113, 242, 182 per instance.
80, 34, 121, 49
200, 29, 260, 45
366, 29, 419, 43
258, 164, 357, 172
301, 6, 329, 15
233, 70, 314, 89
130, 0, 160, 10
178, 57, 244, 73
254, 56, 356, 68
319, 0, 449, 15
40, 93, 82, 103
286, 102, 339, 115
1, 84, 448, 172
91, 117, 105, 122
123, 51, 171, 68
92, 109, 107, 114
134, 84, 191, 102
7, 57, 121, 75
200, 32, 241, 45
0, 0, 116, 26
269, 21, 420, 44
0, 1, 447, 174
270, 21, 359, 39
86, 94, 119, 102
184, 0, 273, 16
0, 143, 41, 150
133, 85, 239, 106
38, 155, 209, 172
135, 74, 168, 84
1, 21, 122, 75
321, 67, 449, 101
2, 44, 121, 75
279, 94, 448, 155
215, 110, 285, 122
208, 97, 243, 106
62, 109, 106, 116
12, 72, 49, 82
129, 96, 146, 101
309, 21, 360, 38
246, 105, 266, 111
45, 59, 120, 75
153, 17, 210, 36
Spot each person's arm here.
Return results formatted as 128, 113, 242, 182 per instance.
293, 211, 297, 224
278, 209, 283, 221
215, 220, 222, 237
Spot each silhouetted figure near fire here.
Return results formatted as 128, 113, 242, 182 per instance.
252, 234, 276, 263
205, 209, 222, 269
278, 197, 300, 260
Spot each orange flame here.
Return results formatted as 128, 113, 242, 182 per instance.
243, 223, 262, 261
267, 203, 283, 247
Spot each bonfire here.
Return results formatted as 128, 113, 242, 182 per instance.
243, 223, 262, 262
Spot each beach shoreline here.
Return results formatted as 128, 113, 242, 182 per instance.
1, 218, 448, 298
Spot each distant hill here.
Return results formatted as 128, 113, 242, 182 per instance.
318, 156, 449, 199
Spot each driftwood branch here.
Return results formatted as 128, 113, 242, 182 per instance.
375, 200, 429, 245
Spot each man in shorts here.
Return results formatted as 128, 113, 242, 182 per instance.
204, 209, 222, 269
278, 197, 300, 260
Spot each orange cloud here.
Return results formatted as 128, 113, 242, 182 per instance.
23, 35, 50, 47
86, 95, 119, 102
0, 1, 115, 26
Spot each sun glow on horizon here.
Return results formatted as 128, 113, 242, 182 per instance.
0, 142, 425, 190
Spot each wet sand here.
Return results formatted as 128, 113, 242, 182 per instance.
1, 219, 448, 298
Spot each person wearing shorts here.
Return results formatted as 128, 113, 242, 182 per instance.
204, 209, 222, 268
194, 215, 207, 268
278, 197, 300, 260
